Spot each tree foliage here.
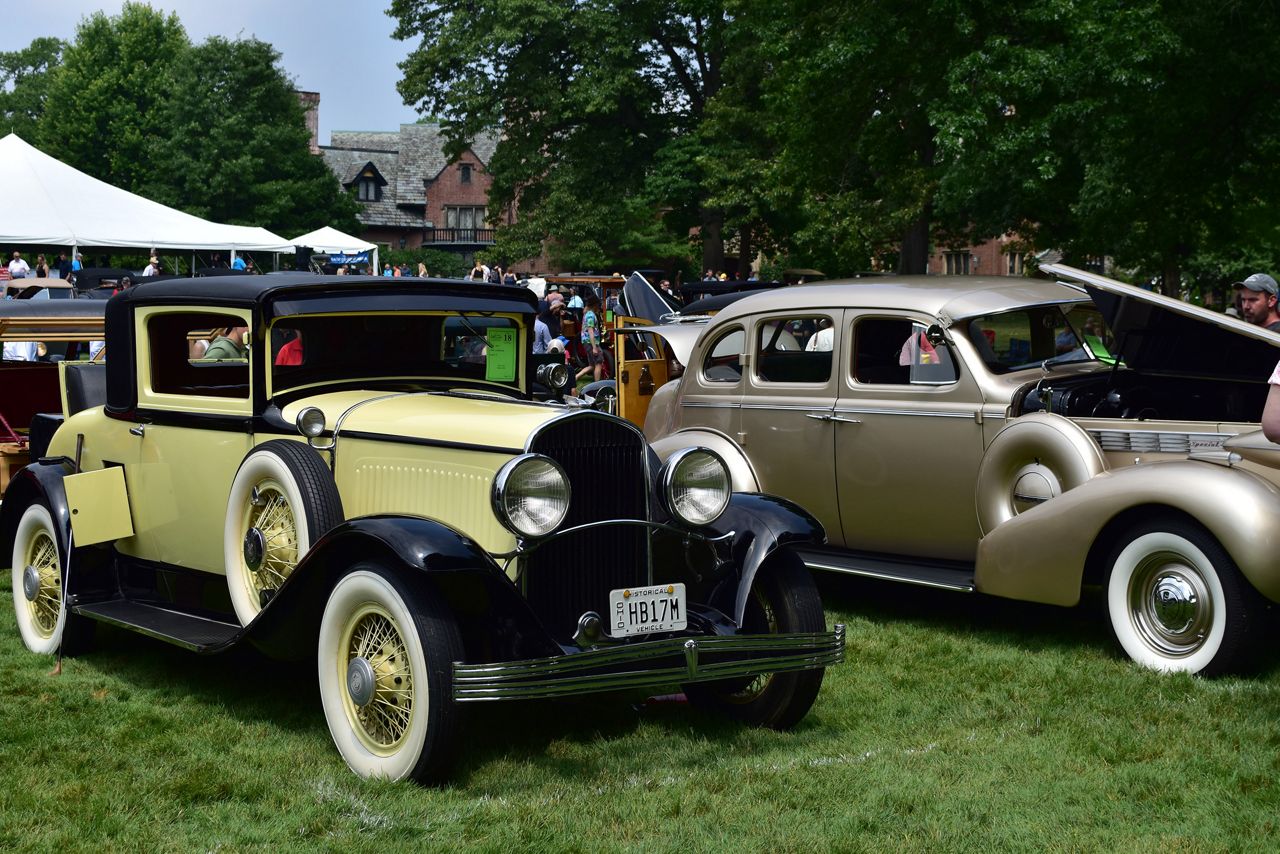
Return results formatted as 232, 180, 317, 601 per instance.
28, 2, 355, 236
0, 37, 64, 139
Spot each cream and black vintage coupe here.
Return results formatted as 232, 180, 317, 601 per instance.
1, 275, 842, 783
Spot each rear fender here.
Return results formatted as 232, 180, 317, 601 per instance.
702, 493, 825, 626
0, 458, 75, 571
976, 461, 1280, 605
247, 515, 560, 661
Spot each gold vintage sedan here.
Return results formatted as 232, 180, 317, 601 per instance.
1, 274, 843, 783
644, 263, 1280, 675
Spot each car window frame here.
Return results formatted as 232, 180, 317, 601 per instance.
698, 323, 745, 386
749, 311, 838, 387
847, 312, 962, 389
134, 305, 253, 416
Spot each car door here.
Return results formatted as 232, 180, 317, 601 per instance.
736, 311, 844, 543
119, 306, 253, 573
673, 322, 748, 440
835, 313, 986, 561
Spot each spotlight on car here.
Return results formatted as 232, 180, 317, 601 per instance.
296, 406, 327, 439
660, 448, 731, 527
536, 361, 571, 392
492, 454, 571, 538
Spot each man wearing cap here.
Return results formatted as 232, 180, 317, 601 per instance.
1235, 273, 1280, 332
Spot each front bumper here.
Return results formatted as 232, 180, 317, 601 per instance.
451, 624, 845, 702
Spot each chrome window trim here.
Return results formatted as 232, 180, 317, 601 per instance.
833, 406, 975, 419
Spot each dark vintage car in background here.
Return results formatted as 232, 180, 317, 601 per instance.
2, 274, 843, 783
641, 263, 1280, 676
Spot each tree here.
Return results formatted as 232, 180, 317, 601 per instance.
38, 3, 188, 193
0, 37, 64, 139
145, 36, 358, 235
390, 0, 740, 273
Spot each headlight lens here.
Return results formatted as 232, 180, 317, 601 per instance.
295, 406, 326, 438
536, 361, 570, 391
492, 454, 571, 538
660, 448, 731, 527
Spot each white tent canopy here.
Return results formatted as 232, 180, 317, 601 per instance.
289, 225, 379, 273
0, 133, 293, 253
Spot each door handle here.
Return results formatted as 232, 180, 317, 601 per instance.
129, 424, 145, 437
805, 413, 861, 424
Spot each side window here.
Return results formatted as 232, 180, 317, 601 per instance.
852, 317, 957, 386
701, 327, 743, 383
756, 316, 832, 383
147, 311, 249, 398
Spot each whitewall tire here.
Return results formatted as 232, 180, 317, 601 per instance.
1105, 519, 1256, 676
318, 565, 463, 783
11, 503, 92, 655
224, 440, 343, 626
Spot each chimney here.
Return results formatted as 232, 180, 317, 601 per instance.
296, 90, 321, 154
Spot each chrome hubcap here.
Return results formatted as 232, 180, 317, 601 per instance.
22, 564, 41, 602
243, 528, 266, 572
347, 657, 376, 707
1130, 553, 1211, 656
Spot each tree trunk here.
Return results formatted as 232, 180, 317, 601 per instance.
896, 201, 932, 274
737, 224, 752, 280
701, 207, 725, 276
1161, 256, 1181, 298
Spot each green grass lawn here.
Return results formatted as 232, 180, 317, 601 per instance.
2, 573, 1278, 851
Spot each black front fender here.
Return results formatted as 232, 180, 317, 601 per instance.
247, 514, 560, 661
703, 493, 825, 626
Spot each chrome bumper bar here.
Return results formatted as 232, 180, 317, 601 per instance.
452, 624, 845, 702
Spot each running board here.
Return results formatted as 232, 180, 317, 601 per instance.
73, 599, 242, 652
795, 548, 976, 593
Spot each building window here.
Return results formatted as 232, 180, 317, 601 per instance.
444, 206, 487, 238
944, 251, 971, 275
460, 164, 472, 184
357, 178, 380, 202
1007, 252, 1026, 276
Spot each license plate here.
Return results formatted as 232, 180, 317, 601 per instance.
608, 583, 687, 637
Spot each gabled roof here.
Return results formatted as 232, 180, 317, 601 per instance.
321, 123, 500, 230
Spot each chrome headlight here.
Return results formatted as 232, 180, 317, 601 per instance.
492, 454, 571, 538
295, 406, 326, 438
536, 361, 570, 392
660, 448, 731, 527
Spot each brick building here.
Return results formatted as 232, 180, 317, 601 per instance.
320, 123, 505, 264
927, 234, 1032, 277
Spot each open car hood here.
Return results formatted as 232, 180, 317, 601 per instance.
1041, 263, 1280, 381
620, 271, 680, 322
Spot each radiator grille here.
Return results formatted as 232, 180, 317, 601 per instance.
1088, 429, 1230, 455
525, 414, 649, 641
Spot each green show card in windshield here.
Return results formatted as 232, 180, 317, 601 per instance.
486, 327, 518, 381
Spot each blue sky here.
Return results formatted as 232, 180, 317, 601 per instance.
11, 1, 422, 144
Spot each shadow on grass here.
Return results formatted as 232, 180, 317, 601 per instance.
75, 622, 757, 782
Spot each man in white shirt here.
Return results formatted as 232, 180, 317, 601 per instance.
9, 251, 31, 279
3, 341, 38, 361
143, 256, 161, 276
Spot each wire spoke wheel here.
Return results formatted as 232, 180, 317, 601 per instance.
11, 502, 93, 655
244, 480, 300, 594
343, 604, 416, 752
23, 529, 62, 639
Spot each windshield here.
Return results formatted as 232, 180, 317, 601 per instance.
963, 302, 1116, 374
270, 311, 525, 395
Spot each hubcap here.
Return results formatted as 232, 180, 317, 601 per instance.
347, 657, 376, 707
243, 528, 266, 571
22, 564, 41, 602
1130, 553, 1211, 657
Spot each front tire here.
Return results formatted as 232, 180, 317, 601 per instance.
1105, 518, 1260, 676
11, 502, 93, 655
685, 551, 826, 729
318, 564, 464, 783
224, 440, 344, 626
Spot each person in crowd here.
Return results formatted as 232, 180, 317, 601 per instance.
3, 339, 39, 361
503, 268, 518, 286
382, 263, 393, 277
9, 251, 30, 279
545, 300, 564, 339
703, 269, 717, 281
1235, 273, 1280, 332
533, 300, 553, 354
567, 286, 584, 311
203, 326, 249, 360
143, 256, 161, 276
71, 253, 83, 272
417, 262, 428, 277
576, 294, 605, 384
468, 261, 485, 281
392, 264, 402, 278
54, 251, 72, 279
231, 254, 247, 271
34, 254, 49, 278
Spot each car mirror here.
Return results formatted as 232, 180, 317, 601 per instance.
925, 324, 947, 347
